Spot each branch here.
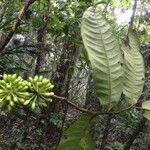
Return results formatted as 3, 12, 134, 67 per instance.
0, 0, 37, 51
54, 95, 97, 115
128, 0, 138, 30
53, 95, 135, 115
35, 10, 50, 74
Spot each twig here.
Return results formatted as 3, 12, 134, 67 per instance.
53, 95, 135, 115
128, 0, 138, 30
34, 9, 50, 74
54, 95, 97, 115
0, 0, 37, 51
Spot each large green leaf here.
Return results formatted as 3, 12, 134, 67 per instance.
122, 31, 145, 104
81, 6, 123, 108
57, 114, 95, 150
142, 100, 150, 120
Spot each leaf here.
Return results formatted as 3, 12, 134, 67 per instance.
81, 6, 123, 108
143, 110, 150, 120
57, 114, 95, 150
142, 100, 150, 110
142, 101, 150, 120
122, 31, 145, 104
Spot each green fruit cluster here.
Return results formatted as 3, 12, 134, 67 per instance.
0, 74, 29, 111
0, 74, 54, 111
25, 76, 54, 110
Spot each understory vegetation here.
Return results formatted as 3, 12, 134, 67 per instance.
0, 0, 150, 149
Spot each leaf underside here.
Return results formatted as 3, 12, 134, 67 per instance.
142, 100, 150, 110
81, 6, 123, 108
122, 31, 145, 104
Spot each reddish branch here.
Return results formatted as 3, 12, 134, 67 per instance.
54, 95, 97, 115
0, 0, 37, 51
53, 95, 135, 115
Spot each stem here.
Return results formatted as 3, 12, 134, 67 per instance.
128, 0, 138, 30
56, 101, 68, 149
124, 117, 147, 150
53, 95, 135, 115
54, 95, 97, 115
35, 9, 50, 74
100, 114, 112, 150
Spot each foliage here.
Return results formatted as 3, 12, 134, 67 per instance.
0, 0, 149, 149
81, 6, 123, 109
57, 114, 95, 150
122, 31, 145, 104
142, 100, 150, 120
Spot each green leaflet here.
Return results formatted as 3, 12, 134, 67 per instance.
81, 6, 123, 108
142, 101, 150, 120
122, 31, 145, 104
57, 114, 95, 150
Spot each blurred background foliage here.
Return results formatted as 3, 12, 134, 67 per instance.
0, 0, 149, 149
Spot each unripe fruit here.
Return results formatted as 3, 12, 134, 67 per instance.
13, 95, 18, 102
49, 85, 54, 89
38, 76, 44, 82
3, 74, 7, 80
19, 98, 25, 103
32, 101, 36, 110
6, 95, 11, 101
42, 92, 54, 97
24, 99, 31, 105
10, 101, 14, 106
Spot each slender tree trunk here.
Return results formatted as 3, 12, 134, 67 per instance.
35, 12, 49, 74
124, 117, 147, 150
100, 115, 112, 150
45, 36, 79, 147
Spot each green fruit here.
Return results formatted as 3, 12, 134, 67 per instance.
39, 102, 47, 107
6, 84, 11, 89
8, 105, 12, 111
46, 98, 52, 102
28, 77, 32, 82
13, 78, 21, 85
11, 74, 17, 80
7, 74, 12, 81
6, 95, 11, 101
33, 76, 38, 82
49, 85, 54, 89
13, 95, 18, 102
38, 76, 44, 82
23, 86, 28, 90
31, 101, 36, 110
19, 98, 25, 103
42, 92, 54, 97
0, 97, 5, 103
3, 74, 8, 80
42, 78, 50, 84
24, 99, 31, 105
10, 100, 14, 106
19, 92, 31, 97
0, 89, 4, 93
